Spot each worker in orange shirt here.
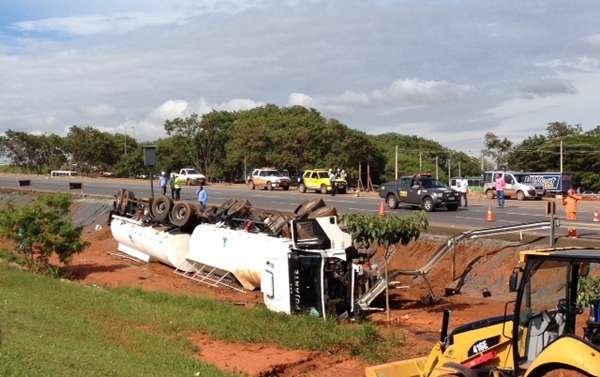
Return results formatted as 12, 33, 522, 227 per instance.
562, 188, 582, 237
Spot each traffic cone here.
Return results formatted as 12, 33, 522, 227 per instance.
486, 206, 495, 222
379, 200, 386, 217
594, 211, 600, 222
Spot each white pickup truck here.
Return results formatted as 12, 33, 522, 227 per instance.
176, 168, 206, 185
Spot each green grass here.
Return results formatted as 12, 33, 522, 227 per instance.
0, 259, 397, 377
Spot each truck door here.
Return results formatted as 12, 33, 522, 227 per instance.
288, 251, 324, 317
407, 178, 422, 204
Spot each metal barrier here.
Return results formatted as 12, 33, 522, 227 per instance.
69, 182, 82, 190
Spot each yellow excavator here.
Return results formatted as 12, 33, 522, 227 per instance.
366, 248, 600, 377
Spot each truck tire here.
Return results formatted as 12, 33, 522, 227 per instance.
422, 197, 434, 212
320, 184, 327, 194
386, 194, 398, 209
298, 183, 306, 193
294, 198, 326, 219
151, 195, 172, 222
541, 368, 588, 377
226, 199, 251, 218
486, 189, 495, 200
115, 189, 135, 215
170, 201, 197, 227
517, 190, 525, 201
266, 181, 273, 191
249, 180, 255, 190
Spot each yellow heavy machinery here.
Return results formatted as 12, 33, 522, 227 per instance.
366, 248, 600, 377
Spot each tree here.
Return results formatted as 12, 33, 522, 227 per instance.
65, 126, 124, 173
113, 146, 144, 177
484, 132, 512, 169
546, 121, 582, 139
0, 194, 87, 275
0, 130, 68, 173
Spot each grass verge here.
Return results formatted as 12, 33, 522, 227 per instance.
0, 259, 398, 377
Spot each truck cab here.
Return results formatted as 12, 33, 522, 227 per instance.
483, 171, 544, 201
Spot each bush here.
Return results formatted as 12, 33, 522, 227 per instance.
0, 194, 87, 275
578, 275, 600, 307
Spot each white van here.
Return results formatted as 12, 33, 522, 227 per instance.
50, 170, 78, 177
482, 171, 544, 200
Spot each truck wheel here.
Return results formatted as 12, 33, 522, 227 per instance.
267, 181, 273, 191
486, 189, 495, 200
422, 197, 434, 212
386, 194, 398, 209
249, 180, 255, 190
320, 184, 327, 194
170, 202, 197, 227
151, 195, 173, 222
294, 198, 326, 219
517, 191, 525, 201
298, 183, 306, 193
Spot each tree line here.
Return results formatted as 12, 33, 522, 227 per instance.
0, 105, 480, 184
485, 121, 600, 191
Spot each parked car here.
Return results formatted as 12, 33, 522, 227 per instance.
298, 169, 347, 194
176, 168, 206, 185
482, 171, 544, 200
247, 168, 291, 190
379, 174, 460, 212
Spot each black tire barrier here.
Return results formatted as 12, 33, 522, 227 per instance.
18, 180, 31, 187
69, 182, 82, 190
151, 195, 173, 223
294, 198, 325, 220
114, 189, 135, 215
170, 201, 198, 227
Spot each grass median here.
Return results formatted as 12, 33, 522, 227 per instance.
0, 257, 398, 377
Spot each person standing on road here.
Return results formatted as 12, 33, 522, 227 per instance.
329, 168, 338, 196
562, 188, 582, 237
196, 184, 207, 210
457, 176, 469, 207
495, 173, 506, 208
173, 175, 183, 200
168, 174, 176, 199
159, 172, 168, 195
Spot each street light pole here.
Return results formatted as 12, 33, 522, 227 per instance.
560, 138, 564, 192
419, 151, 422, 171
395, 145, 398, 180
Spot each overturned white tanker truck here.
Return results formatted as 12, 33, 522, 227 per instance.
108, 189, 396, 319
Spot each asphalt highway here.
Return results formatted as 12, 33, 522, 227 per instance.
2, 174, 600, 237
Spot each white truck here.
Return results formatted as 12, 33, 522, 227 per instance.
175, 168, 206, 185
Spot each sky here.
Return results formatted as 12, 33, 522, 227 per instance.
2, 0, 600, 155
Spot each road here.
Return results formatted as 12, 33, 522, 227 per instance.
2, 174, 600, 236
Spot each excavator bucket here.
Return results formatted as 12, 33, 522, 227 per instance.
365, 356, 428, 377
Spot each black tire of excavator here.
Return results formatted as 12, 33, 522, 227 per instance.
441, 362, 478, 377
294, 198, 326, 219
307, 206, 337, 219
152, 195, 173, 223
170, 201, 197, 228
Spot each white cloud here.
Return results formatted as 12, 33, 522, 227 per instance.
518, 78, 577, 98
288, 92, 315, 107
535, 57, 600, 72
584, 33, 600, 49
82, 104, 115, 118
149, 100, 189, 121
384, 79, 467, 104
218, 98, 264, 112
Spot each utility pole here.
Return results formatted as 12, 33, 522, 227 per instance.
480, 150, 484, 171
123, 128, 127, 156
435, 156, 439, 180
559, 138, 564, 192
419, 151, 422, 171
448, 153, 452, 185
394, 145, 398, 180
243, 156, 247, 183
458, 161, 462, 177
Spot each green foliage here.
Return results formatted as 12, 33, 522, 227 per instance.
66, 126, 132, 173
341, 212, 428, 249
0, 262, 399, 377
0, 130, 68, 173
0, 194, 87, 273
578, 275, 600, 308
113, 145, 144, 177
484, 132, 513, 169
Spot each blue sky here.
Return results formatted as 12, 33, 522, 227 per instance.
2, 1, 600, 154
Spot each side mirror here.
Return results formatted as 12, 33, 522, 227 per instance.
509, 268, 520, 292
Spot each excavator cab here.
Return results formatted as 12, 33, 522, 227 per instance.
365, 248, 600, 377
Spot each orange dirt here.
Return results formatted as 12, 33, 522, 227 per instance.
190, 333, 366, 377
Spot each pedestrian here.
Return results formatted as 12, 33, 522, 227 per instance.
457, 176, 469, 207
329, 168, 338, 196
169, 173, 176, 199
562, 188, 582, 237
173, 174, 183, 200
196, 184, 207, 210
495, 173, 506, 208
159, 171, 168, 195
340, 169, 347, 181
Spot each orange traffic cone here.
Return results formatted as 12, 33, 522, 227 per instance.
379, 200, 386, 217
486, 206, 495, 222
594, 211, 600, 222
